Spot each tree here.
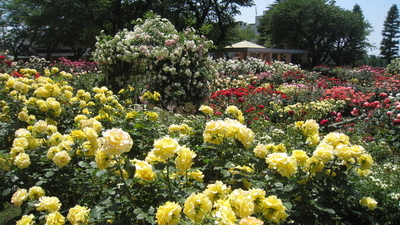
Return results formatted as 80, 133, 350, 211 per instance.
380, 4, 400, 64
258, 0, 372, 66
1, 0, 254, 59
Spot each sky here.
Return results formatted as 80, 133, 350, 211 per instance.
234, 0, 399, 55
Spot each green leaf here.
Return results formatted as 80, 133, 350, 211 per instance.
96, 170, 107, 177
89, 206, 105, 219
45, 171, 54, 177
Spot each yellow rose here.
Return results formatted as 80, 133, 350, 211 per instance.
28, 186, 45, 200
16, 214, 35, 225
132, 159, 156, 181
260, 195, 288, 224
152, 137, 179, 160
239, 217, 264, 225
67, 205, 90, 225
95, 149, 115, 170
213, 199, 237, 224
265, 153, 298, 178
14, 153, 31, 169
36, 196, 62, 212
101, 128, 133, 155
156, 201, 182, 225
228, 189, 254, 218
360, 197, 377, 210
11, 188, 28, 206
175, 146, 196, 172
51, 67, 59, 74
52, 151, 71, 167
45, 211, 65, 225
199, 105, 214, 115
183, 193, 212, 223
83, 127, 98, 141
203, 181, 231, 203
291, 150, 309, 166
47, 146, 61, 160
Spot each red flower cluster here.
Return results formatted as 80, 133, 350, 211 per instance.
322, 86, 375, 106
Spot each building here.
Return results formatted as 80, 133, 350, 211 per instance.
224, 40, 308, 64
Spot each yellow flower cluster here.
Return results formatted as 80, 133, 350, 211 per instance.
359, 197, 378, 210
13, 186, 90, 225
226, 105, 245, 124
156, 181, 288, 224
199, 105, 214, 115
168, 123, 193, 136
295, 119, 320, 146
146, 136, 197, 175
141, 90, 161, 101
203, 118, 254, 148
266, 153, 298, 178
253, 143, 287, 158
270, 99, 346, 121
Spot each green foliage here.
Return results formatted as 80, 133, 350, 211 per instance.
386, 57, 400, 74
258, 0, 372, 66
380, 4, 400, 64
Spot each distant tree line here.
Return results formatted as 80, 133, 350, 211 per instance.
0, 0, 254, 60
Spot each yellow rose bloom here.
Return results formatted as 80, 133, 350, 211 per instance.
226, 105, 239, 115
132, 159, 156, 181
312, 142, 334, 163
156, 201, 182, 225
152, 137, 179, 160
145, 111, 159, 121
11, 188, 29, 206
101, 128, 133, 155
67, 205, 90, 225
228, 189, 254, 218
358, 153, 374, 170
265, 153, 298, 178
52, 151, 71, 168
301, 119, 319, 136
95, 149, 115, 170
36, 196, 62, 212
13, 137, 29, 149
28, 186, 45, 200
291, 150, 309, 166
321, 132, 350, 148
16, 214, 35, 225
47, 146, 61, 160
70, 130, 85, 139
33, 120, 48, 134
213, 199, 237, 225
175, 146, 196, 172
253, 144, 269, 158
187, 170, 204, 182
360, 197, 377, 210
199, 105, 214, 115
45, 211, 65, 225
239, 217, 264, 225
48, 132, 63, 146
14, 153, 31, 169
249, 188, 266, 213
83, 127, 98, 141
51, 67, 59, 74
183, 193, 212, 223
260, 195, 288, 224
18, 110, 29, 122
203, 181, 231, 203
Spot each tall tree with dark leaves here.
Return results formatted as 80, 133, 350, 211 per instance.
258, 0, 372, 67
380, 4, 400, 64
1, 0, 254, 59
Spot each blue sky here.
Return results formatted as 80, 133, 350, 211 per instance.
234, 0, 398, 55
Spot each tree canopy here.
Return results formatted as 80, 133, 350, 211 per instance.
380, 4, 400, 64
258, 0, 372, 66
0, 0, 254, 59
